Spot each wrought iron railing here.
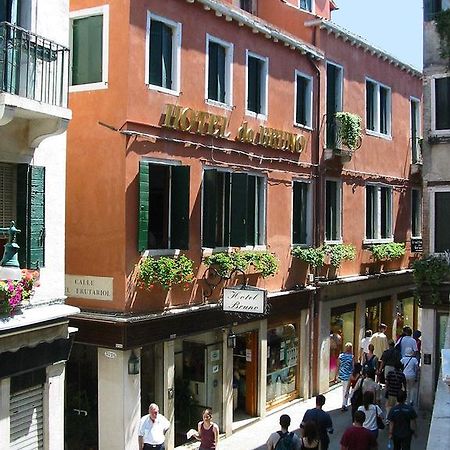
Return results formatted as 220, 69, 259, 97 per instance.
0, 22, 69, 108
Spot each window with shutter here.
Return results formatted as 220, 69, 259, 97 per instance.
326, 62, 343, 148
365, 184, 392, 241
295, 72, 312, 127
434, 192, 450, 252
366, 78, 391, 136
246, 52, 267, 116
411, 189, 422, 238
207, 36, 233, 105
292, 181, 310, 245
0, 163, 17, 229
435, 77, 450, 131
325, 180, 341, 242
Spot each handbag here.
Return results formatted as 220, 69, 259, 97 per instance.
376, 411, 385, 430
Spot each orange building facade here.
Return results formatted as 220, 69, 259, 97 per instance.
65, 1, 422, 448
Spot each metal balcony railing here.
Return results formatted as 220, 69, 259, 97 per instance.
0, 22, 69, 108
324, 113, 362, 152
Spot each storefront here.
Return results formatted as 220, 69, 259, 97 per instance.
365, 297, 393, 338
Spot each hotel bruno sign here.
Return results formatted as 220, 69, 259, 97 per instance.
162, 103, 305, 154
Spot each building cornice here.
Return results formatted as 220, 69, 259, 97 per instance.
306, 18, 422, 78
187, 0, 324, 60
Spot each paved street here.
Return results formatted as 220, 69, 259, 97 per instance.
208, 385, 430, 450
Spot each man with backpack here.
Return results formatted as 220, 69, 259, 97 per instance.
266, 414, 301, 450
380, 340, 402, 382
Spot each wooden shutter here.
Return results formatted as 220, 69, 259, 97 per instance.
435, 192, 450, 252
170, 165, 190, 250
325, 180, 337, 241
296, 75, 307, 125
16, 165, 45, 269
0, 163, 17, 228
161, 22, 173, 89
149, 20, 163, 86
435, 77, 450, 130
293, 182, 308, 245
138, 161, 150, 251
208, 42, 219, 101
230, 173, 248, 247
247, 56, 261, 113
246, 176, 256, 246
366, 81, 375, 131
217, 44, 226, 103
365, 185, 375, 240
202, 169, 217, 248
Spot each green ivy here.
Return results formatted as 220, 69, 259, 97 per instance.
413, 255, 450, 304
335, 112, 362, 151
291, 246, 327, 268
370, 242, 406, 261
137, 254, 195, 289
325, 243, 356, 268
435, 9, 450, 62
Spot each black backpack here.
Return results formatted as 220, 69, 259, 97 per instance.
350, 377, 363, 407
275, 431, 295, 450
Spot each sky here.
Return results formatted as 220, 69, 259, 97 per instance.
332, 0, 423, 70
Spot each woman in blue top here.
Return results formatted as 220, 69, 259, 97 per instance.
337, 342, 354, 411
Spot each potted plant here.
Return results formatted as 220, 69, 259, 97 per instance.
335, 112, 363, 151
370, 242, 406, 262
0, 269, 39, 315
326, 243, 356, 268
291, 246, 327, 269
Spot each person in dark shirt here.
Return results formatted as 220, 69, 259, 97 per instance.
387, 390, 417, 450
380, 340, 401, 381
301, 394, 333, 450
340, 410, 377, 450
385, 362, 406, 416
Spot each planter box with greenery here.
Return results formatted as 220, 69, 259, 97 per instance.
291, 246, 327, 269
370, 242, 406, 262
335, 112, 363, 151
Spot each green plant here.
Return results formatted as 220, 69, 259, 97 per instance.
435, 9, 450, 62
335, 112, 362, 150
370, 242, 406, 262
204, 252, 237, 277
248, 251, 279, 277
326, 243, 356, 268
0, 270, 39, 315
413, 254, 450, 304
137, 254, 195, 289
292, 246, 327, 268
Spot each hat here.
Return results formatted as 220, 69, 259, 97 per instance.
405, 347, 414, 356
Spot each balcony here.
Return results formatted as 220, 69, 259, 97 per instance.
0, 22, 71, 147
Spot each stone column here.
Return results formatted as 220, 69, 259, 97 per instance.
222, 329, 233, 437
98, 347, 141, 450
419, 308, 437, 410
44, 362, 65, 450
0, 378, 10, 450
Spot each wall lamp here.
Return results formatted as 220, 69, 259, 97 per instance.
128, 350, 140, 375
227, 331, 237, 349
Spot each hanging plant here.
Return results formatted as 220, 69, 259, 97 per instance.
335, 112, 362, 151
325, 243, 356, 268
370, 242, 406, 262
292, 246, 327, 268
413, 255, 450, 304
435, 9, 450, 62
0, 270, 39, 315
137, 254, 195, 290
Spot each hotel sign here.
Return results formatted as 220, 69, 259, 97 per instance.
223, 286, 267, 315
162, 104, 305, 154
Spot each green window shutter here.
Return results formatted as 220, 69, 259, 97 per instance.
138, 161, 150, 251
293, 182, 308, 245
72, 15, 103, 86
230, 173, 248, 247
161, 22, 173, 89
247, 56, 261, 113
217, 44, 226, 103
202, 169, 218, 248
208, 42, 219, 101
365, 185, 375, 239
149, 20, 172, 89
366, 81, 375, 131
296, 75, 307, 125
325, 180, 338, 241
170, 166, 190, 250
246, 175, 256, 246
16, 165, 45, 269
435, 192, 450, 252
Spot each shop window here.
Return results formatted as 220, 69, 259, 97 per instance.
202, 169, 266, 248
326, 62, 343, 148
294, 71, 313, 128
433, 76, 450, 132
292, 180, 311, 245
366, 78, 391, 137
146, 12, 181, 94
431, 189, 450, 253
246, 51, 268, 117
325, 179, 342, 242
70, 6, 109, 90
206, 36, 233, 106
138, 161, 190, 251
365, 184, 392, 241
0, 163, 45, 269
411, 189, 422, 238
266, 324, 299, 405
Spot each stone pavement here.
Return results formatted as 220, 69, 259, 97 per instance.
180, 384, 431, 450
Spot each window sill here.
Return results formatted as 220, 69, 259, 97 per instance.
245, 110, 267, 121
363, 238, 394, 246
324, 239, 343, 245
147, 84, 180, 97
201, 245, 267, 257
205, 99, 233, 111
142, 249, 181, 257
293, 122, 313, 132
69, 81, 108, 93
291, 243, 312, 249
365, 130, 392, 141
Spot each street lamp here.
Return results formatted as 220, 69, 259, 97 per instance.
128, 350, 140, 375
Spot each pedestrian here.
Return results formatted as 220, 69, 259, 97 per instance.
395, 327, 417, 358
339, 410, 378, 450
357, 391, 384, 439
348, 364, 364, 421
195, 408, 219, 450
266, 414, 301, 450
138, 403, 170, 450
299, 421, 320, 449
400, 348, 419, 406
387, 390, 417, 450
362, 368, 381, 405
379, 340, 401, 382
369, 323, 389, 360
412, 330, 422, 361
360, 330, 373, 363
385, 362, 406, 417
336, 342, 354, 411
300, 394, 333, 450
362, 344, 378, 375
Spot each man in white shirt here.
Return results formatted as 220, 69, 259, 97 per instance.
359, 329, 373, 363
369, 323, 389, 359
396, 326, 418, 358
138, 403, 170, 450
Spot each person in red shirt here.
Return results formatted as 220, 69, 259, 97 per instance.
340, 410, 378, 450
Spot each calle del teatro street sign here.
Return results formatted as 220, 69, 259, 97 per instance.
223, 286, 267, 315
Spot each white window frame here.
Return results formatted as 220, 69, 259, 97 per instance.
291, 178, 313, 247
245, 50, 269, 119
205, 34, 234, 109
294, 70, 313, 129
429, 186, 450, 254
324, 178, 343, 244
326, 60, 344, 113
431, 74, 450, 135
298, 0, 314, 13
364, 183, 393, 244
411, 187, 422, 239
410, 96, 422, 163
365, 77, 392, 139
69, 5, 109, 92
145, 11, 182, 96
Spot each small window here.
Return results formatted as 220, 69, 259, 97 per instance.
366, 184, 393, 241
138, 162, 190, 251
146, 13, 181, 94
366, 79, 391, 137
206, 36, 233, 106
292, 181, 311, 245
411, 188, 422, 238
246, 52, 268, 117
240, 0, 253, 13
326, 62, 343, 148
70, 6, 109, 90
202, 169, 266, 248
300, 0, 313, 12
433, 190, 450, 253
325, 180, 342, 242
433, 76, 450, 132
410, 98, 421, 163
295, 71, 313, 128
